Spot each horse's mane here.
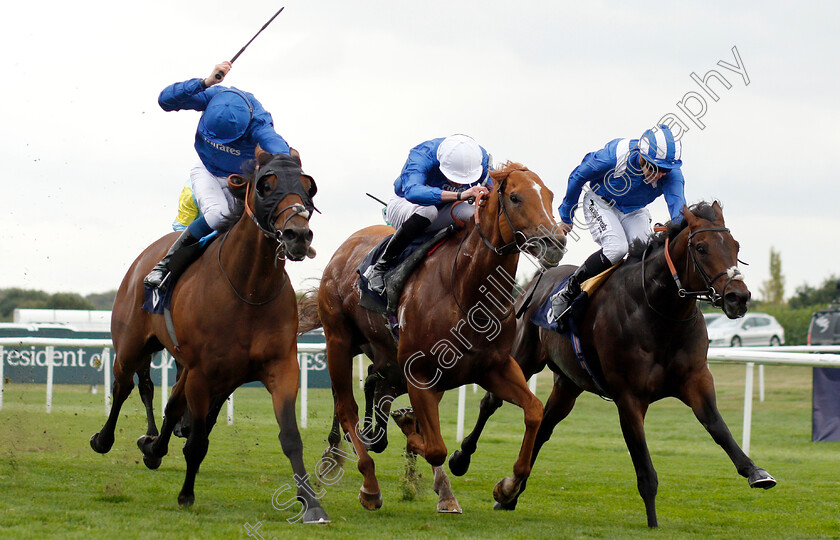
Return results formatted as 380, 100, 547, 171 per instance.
626, 201, 719, 260
489, 161, 529, 183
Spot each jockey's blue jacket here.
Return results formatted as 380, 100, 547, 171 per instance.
393, 138, 491, 206
558, 138, 686, 225
159, 78, 290, 177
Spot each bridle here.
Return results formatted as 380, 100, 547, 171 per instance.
450, 172, 540, 320
473, 173, 531, 256
643, 224, 744, 319
219, 156, 317, 304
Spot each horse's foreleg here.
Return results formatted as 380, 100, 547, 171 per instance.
448, 391, 503, 476
177, 371, 210, 507
495, 373, 582, 511
615, 395, 658, 528
137, 364, 159, 438
681, 369, 776, 489
327, 334, 382, 510
404, 386, 461, 513
268, 359, 330, 524
90, 352, 148, 454
480, 356, 543, 506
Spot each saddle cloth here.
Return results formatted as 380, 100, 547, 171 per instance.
357, 226, 456, 316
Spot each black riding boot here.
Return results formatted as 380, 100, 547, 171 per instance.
364, 213, 431, 295
143, 228, 201, 289
551, 249, 613, 321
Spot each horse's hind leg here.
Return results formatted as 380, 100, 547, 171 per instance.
90, 351, 150, 454
138, 369, 188, 469
495, 372, 582, 511
681, 368, 776, 489
267, 358, 330, 524
615, 395, 658, 528
137, 364, 159, 438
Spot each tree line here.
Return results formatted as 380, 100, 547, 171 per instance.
0, 288, 117, 321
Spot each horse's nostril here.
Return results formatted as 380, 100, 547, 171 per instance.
283, 229, 300, 243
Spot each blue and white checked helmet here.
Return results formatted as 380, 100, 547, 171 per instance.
638, 124, 682, 170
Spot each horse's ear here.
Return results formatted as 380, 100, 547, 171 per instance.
302, 174, 317, 198
255, 144, 267, 161
228, 174, 248, 199
681, 205, 699, 226
712, 200, 725, 224
289, 147, 302, 167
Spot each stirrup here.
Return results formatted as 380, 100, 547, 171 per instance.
550, 290, 574, 322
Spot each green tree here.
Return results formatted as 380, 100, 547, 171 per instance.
788, 275, 840, 309
759, 248, 785, 305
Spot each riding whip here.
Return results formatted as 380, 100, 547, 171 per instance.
215, 6, 285, 80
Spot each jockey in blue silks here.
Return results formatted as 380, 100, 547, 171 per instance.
145, 61, 292, 289
363, 134, 492, 295
551, 124, 687, 320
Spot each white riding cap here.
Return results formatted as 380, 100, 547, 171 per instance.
437, 134, 483, 184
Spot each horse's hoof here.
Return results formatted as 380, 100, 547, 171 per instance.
367, 435, 388, 454
748, 468, 777, 489
302, 506, 331, 524
493, 500, 517, 511
358, 488, 383, 510
143, 454, 162, 470
178, 492, 195, 507
437, 496, 463, 514
89, 432, 113, 454
136, 435, 154, 453
448, 450, 471, 477
492, 477, 519, 505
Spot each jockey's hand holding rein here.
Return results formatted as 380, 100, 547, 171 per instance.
204, 61, 232, 88
442, 185, 489, 204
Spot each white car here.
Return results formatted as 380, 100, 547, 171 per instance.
707, 313, 785, 347
703, 312, 724, 327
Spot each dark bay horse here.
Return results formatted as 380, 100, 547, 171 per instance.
299, 163, 567, 513
448, 201, 776, 527
90, 149, 329, 522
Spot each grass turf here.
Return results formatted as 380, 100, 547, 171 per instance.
1, 364, 839, 539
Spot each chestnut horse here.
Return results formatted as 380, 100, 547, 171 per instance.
90, 150, 329, 522
299, 163, 566, 513
448, 201, 776, 527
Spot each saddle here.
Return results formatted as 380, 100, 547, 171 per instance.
530, 263, 622, 398
358, 225, 456, 316
142, 231, 219, 315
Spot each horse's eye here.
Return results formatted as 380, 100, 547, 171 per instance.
696, 244, 707, 255
509, 193, 521, 204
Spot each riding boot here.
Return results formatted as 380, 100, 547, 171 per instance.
144, 228, 201, 289
551, 249, 614, 321
364, 213, 431, 295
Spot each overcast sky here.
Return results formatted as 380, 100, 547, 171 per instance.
1, 0, 838, 301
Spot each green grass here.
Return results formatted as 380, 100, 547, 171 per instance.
1, 364, 839, 539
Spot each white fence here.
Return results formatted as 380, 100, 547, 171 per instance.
3, 338, 840, 455
0, 337, 326, 429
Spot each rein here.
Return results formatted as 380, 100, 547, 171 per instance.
449, 174, 530, 321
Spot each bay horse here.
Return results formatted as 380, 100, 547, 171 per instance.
89, 149, 329, 522
298, 163, 567, 513
447, 201, 776, 527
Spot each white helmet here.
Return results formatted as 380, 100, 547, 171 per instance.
437, 134, 483, 184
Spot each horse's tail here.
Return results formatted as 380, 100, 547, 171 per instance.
297, 283, 322, 335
